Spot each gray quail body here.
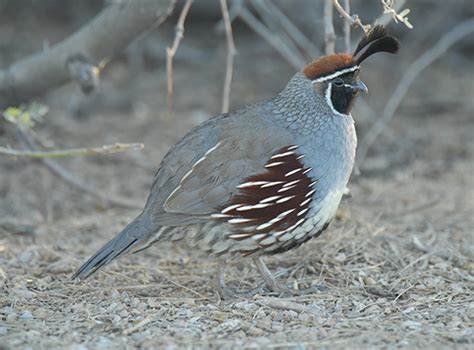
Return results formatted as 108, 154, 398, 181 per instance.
73, 26, 399, 294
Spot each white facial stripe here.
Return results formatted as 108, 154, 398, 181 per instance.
312, 66, 360, 83
325, 83, 350, 117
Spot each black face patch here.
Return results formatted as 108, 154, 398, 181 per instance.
328, 72, 360, 115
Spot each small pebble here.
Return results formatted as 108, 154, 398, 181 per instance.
2, 306, 16, 315
246, 326, 264, 336
6, 313, 17, 322
283, 310, 298, 320
69, 344, 88, 350
20, 310, 33, 320
298, 313, 311, 323
402, 320, 422, 331
18, 251, 34, 263
12, 288, 34, 300
234, 301, 257, 312
112, 315, 122, 325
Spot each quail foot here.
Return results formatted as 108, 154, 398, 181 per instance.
73, 26, 399, 296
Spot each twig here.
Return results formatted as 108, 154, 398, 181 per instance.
324, 0, 336, 54
123, 315, 155, 335
0, 142, 143, 159
214, 0, 243, 32
257, 298, 317, 316
378, 0, 412, 29
357, 18, 474, 165
392, 197, 440, 217
394, 284, 413, 302
220, 0, 236, 114
256, 0, 320, 58
251, 1, 306, 65
166, 0, 193, 112
238, 6, 304, 69
374, 0, 406, 26
342, 0, 351, 52
16, 130, 142, 209
331, 0, 369, 32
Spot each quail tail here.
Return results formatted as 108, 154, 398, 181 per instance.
72, 214, 153, 280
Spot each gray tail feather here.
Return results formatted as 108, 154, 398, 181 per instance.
72, 215, 152, 280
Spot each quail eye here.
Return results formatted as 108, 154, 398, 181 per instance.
333, 78, 344, 87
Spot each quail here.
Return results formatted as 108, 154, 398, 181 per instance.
73, 26, 399, 294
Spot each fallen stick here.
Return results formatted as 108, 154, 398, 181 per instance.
0, 143, 143, 159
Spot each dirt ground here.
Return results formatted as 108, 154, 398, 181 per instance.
1, 10, 473, 350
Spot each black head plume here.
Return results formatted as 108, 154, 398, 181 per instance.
353, 25, 400, 65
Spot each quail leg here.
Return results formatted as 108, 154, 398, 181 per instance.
215, 258, 235, 299
253, 257, 291, 294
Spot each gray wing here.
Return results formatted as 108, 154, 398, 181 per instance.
144, 106, 294, 226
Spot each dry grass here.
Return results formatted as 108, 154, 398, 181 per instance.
1, 157, 472, 348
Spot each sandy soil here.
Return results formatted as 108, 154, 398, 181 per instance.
1, 18, 473, 349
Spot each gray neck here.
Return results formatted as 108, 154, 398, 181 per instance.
272, 73, 335, 136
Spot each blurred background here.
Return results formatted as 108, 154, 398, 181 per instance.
0, 0, 473, 220
0, 1, 473, 348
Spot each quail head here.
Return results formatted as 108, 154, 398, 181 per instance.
73, 26, 399, 295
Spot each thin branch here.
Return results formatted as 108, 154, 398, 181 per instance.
256, 298, 318, 316
238, 6, 304, 69
342, 0, 351, 52
358, 18, 474, 165
166, 0, 193, 112
324, 0, 336, 54
255, 0, 320, 58
331, 0, 369, 32
214, 0, 243, 32
220, 0, 236, 114
375, 0, 406, 26
0, 0, 176, 108
377, 0, 412, 29
251, 1, 306, 65
16, 130, 142, 209
123, 315, 156, 335
0, 142, 143, 159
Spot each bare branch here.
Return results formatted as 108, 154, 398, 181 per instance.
238, 6, 304, 69
377, 0, 412, 29
332, 0, 369, 32
214, 0, 243, 32
0, 143, 143, 159
16, 130, 142, 209
324, 0, 336, 54
343, 0, 351, 52
253, 0, 320, 58
251, 2, 306, 65
220, 0, 236, 114
166, 0, 194, 112
375, 0, 406, 26
0, 0, 176, 109
358, 18, 474, 165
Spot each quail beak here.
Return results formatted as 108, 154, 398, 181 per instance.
353, 80, 368, 94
